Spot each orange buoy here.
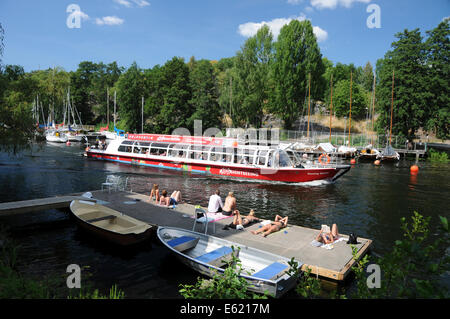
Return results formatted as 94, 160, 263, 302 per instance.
374, 160, 381, 165
318, 153, 331, 165
410, 165, 419, 174
66, 141, 71, 146
350, 159, 356, 164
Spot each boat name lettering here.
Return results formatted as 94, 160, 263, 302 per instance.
219, 168, 259, 177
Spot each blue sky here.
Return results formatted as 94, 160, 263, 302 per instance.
0, 0, 448, 72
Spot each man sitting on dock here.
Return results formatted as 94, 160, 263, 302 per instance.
207, 190, 223, 214
251, 215, 288, 237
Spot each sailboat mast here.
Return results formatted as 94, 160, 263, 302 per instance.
114, 90, 117, 128
307, 73, 311, 139
107, 87, 109, 129
329, 74, 333, 143
141, 96, 144, 134
371, 74, 376, 146
389, 69, 395, 145
348, 71, 353, 144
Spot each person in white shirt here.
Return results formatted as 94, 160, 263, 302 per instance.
208, 190, 223, 213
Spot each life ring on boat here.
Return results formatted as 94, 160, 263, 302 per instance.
318, 153, 331, 165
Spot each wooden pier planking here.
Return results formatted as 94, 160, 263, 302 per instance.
0, 194, 96, 216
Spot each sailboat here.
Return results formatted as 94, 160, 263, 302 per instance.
376, 69, 400, 162
359, 74, 380, 161
336, 71, 357, 158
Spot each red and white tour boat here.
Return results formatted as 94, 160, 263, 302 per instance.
85, 134, 351, 183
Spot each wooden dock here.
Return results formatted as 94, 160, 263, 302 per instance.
0, 190, 372, 282
0, 194, 95, 216
85, 190, 372, 281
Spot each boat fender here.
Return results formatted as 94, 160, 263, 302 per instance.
318, 153, 331, 165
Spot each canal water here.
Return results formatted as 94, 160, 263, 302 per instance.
0, 142, 449, 298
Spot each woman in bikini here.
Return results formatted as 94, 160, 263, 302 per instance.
229, 209, 260, 229
149, 184, 160, 202
315, 224, 339, 244
159, 190, 182, 206
251, 215, 288, 237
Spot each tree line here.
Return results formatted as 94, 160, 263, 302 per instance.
1, 18, 448, 148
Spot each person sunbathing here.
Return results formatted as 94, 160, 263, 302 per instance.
149, 184, 160, 202
226, 209, 260, 230
251, 215, 288, 237
159, 190, 182, 206
315, 224, 340, 244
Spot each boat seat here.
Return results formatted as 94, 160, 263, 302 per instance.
167, 236, 199, 252
86, 215, 116, 223
195, 246, 234, 267
252, 262, 289, 280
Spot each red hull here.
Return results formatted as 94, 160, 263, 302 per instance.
86, 151, 349, 183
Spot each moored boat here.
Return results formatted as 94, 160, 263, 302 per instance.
376, 145, 400, 162
358, 144, 380, 161
45, 129, 68, 143
157, 226, 301, 298
69, 200, 153, 246
84, 133, 351, 183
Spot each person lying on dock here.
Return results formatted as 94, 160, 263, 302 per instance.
251, 215, 288, 237
315, 224, 340, 244
149, 184, 160, 202
159, 190, 182, 206
224, 209, 260, 230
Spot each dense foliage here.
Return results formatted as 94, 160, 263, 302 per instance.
0, 19, 448, 145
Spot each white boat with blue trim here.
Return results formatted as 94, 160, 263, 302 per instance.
157, 226, 302, 298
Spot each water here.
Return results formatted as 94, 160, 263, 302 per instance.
0, 142, 449, 298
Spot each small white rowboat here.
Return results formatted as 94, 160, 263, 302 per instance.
157, 226, 302, 298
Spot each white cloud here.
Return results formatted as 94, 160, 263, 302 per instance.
313, 26, 328, 42
131, 0, 150, 7
310, 0, 371, 10
95, 16, 124, 26
443, 16, 450, 22
113, 0, 132, 7
238, 14, 328, 42
113, 0, 150, 8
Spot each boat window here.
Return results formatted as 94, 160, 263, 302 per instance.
149, 143, 169, 156
118, 145, 133, 153
271, 150, 292, 168
256, 150, 267, 166
118, 145, 127, 152
121, 140, 134, 145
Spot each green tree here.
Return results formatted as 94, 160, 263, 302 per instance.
232, 25, 274, 128
331, 79, 368, 120
116, 62, 145, 132
149, 57, 192, 134
375, 29, 429, 139
70, 61, 99, 124
361, 62, 374, 92
271, 19, 325, 129
424, 18, 450, 140
0, 65, 38, 152
187, 59, 222, 131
